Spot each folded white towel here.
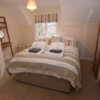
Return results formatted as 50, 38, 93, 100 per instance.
46, 51, 64, 57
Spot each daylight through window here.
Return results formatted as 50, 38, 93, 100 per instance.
35, 14, 58, 38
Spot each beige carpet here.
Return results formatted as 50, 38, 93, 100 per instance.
0, 61, 100, 100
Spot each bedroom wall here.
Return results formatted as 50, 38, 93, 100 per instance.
20, 26, 35, 47
32, 7, 98, 61
59, 0, 100, 60
60, 23, 98, 60
0, 4, 98, 61
0, 4, 36, 60
0, 5, 22, 60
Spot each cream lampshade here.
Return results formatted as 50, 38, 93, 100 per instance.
27, 0, 37, 11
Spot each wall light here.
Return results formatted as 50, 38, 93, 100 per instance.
27, 0, 37, 11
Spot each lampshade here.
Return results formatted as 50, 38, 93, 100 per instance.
27, 0, 37, 11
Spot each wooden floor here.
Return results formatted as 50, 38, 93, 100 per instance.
0, 60, 100, 100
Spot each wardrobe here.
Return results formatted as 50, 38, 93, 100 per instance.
92, 24, 100, 79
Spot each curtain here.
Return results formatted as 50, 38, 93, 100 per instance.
35, 14, 58, 23
0, 42, 5, 78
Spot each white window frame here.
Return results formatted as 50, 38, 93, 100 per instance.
35, 22, 58, 39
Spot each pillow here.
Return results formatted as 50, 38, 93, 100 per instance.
49, 42, 64, 51
51, 36, 62, 43
32, 41, 47, 52
64, 46, 79, 56
28, 48, 41, 53
46, 42, 64, 57
37, 37, 51, 45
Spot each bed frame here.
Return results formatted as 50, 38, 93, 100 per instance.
10, 72, 74, 93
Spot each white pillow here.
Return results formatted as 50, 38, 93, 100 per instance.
46, 42, 64, 57
49, 42, 64, 51
36, 37, 51, 45
32, 41, 47, 52
64, 46, 79, 56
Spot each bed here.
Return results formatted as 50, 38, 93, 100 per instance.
7, 37, 81, 93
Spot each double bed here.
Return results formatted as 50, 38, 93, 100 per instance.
7, 37, 81, 93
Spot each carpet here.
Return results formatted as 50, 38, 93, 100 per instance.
0, 61, 100, 100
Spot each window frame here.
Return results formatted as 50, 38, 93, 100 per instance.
35, 22, 58, 39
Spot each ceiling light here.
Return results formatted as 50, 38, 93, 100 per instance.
27, 0, 37, 11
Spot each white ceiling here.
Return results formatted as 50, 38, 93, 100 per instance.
59, 0, 100, 24
0, 0, 60, 8
0, 0, 60, 26
60, 0, 100, 4
0, 0, 100, 25
0, 0, 99, 5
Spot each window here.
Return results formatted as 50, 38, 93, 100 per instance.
35, 14, 58, 38
36, 22, 57, 37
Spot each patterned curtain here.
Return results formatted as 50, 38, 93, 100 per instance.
35, 14, 58, 23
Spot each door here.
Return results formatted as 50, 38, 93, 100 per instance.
93, 25, 100, 79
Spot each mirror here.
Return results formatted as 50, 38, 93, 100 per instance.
0, 30, 5, 39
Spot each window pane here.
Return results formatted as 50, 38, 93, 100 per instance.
36, 22, 57, 38
46, 23, 57, 36
36, 23, 45, 37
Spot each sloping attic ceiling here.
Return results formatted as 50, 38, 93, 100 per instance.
0, 0, 60, 8
0, 0, 60, 27
0, 0, 35, 27
59, 0, 100, 25
0, 0, 100, 25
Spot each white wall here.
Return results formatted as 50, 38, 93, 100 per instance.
0, 4, 98, 61
0, 5, 22, 60
20, 26, 35, 47
32, 7, 98, 61
0, 4, 35, 60
59, 23, 98, 60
